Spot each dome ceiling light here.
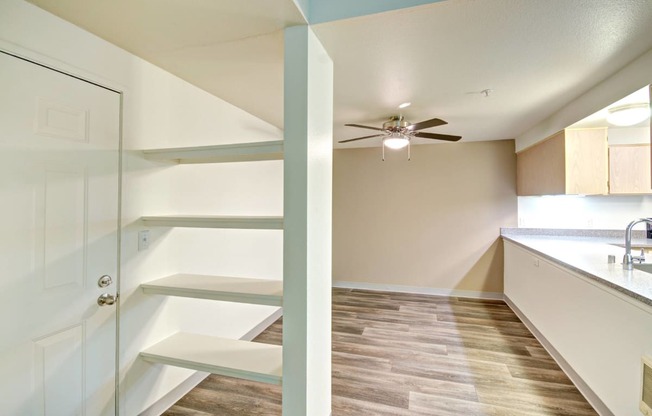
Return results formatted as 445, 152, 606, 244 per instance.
606, 103, 650, 127
383, 133, 410, 149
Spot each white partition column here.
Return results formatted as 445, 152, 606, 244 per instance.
282, 25, 333, 416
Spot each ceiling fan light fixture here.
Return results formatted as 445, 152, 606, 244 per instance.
606, 103, 650, 126
383, 133, 410, 149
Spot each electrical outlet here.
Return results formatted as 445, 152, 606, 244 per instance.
138, 230, 150, 251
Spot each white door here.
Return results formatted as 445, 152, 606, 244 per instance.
0, 51, 120, 415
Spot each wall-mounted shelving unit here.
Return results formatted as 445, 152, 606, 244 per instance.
138, 140, 284, 391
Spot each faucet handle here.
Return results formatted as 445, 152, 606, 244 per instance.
634, 248, 647, 264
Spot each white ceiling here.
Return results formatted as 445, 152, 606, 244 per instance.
26, 0, 305, 129
27, 0, 652, 148
316, 0, 652, 147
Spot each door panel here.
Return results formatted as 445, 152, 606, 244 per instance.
0, 52, 120, 415
34, 325, 85, 415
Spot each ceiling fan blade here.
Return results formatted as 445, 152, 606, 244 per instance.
338, 134, 385, 143
344, 123, 386, 131
414, 132, 462, 142
407, 117, 448, 131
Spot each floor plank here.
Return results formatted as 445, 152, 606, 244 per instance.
409, 392, 545, 416
163, 288, 597, 415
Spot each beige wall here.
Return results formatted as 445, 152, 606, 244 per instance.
333, 140, 517, 294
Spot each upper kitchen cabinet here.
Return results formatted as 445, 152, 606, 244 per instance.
518, 85, 651, 196
608, 143, 652, 194
569, 85, 651, 196
516, 127, 608, 196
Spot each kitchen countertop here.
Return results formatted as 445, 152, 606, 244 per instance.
501, 229, 652, 308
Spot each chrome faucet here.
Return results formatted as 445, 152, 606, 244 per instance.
623, 218, 652, 270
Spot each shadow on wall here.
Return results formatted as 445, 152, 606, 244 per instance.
454, 238, 504, 294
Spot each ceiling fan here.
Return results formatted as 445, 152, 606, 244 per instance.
339, 115, 462, 160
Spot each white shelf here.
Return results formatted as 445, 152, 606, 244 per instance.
141, 215, 283, 229
140, 332, 282, 384
142, 140, 283, 164
141, 274, 283, 306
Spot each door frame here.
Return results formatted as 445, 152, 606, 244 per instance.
0, 42, 124, 415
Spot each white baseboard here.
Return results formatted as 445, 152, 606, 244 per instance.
504, 296, 613, 416
333, 280, 504, 300
139, 307, 283, 416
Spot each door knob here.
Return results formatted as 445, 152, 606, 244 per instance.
97, 293, 117, 306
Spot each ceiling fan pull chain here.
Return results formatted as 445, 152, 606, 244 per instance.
407, 140, 411, 161
382, 141, 386, 161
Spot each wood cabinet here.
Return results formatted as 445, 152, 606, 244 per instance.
516, 128, 608, 196
608, 144, 652, 194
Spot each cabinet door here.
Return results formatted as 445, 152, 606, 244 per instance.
516, 131, 566, 196
516, 128, 608, 196
609, 144, 652, 194
565, 128, 608, 195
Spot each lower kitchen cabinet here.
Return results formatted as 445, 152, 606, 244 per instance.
504, 240, 652, 416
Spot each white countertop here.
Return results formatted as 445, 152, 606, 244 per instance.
502, 233, 652, 308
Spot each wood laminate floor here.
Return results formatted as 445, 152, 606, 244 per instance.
164, 288, 597, 416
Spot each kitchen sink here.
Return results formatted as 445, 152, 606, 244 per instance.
610, 243, 652, 250
632, 263, 652, 274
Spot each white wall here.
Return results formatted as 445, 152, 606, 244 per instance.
0, 1, 283, 414
608, 126, 649, 145
282, 25, 333, 416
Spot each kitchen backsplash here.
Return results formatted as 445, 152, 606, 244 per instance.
518, 194, 652, 229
